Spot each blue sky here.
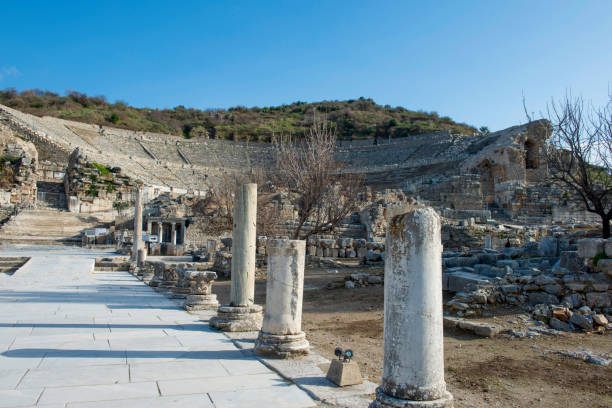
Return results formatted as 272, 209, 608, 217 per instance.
1, 1, 611, 131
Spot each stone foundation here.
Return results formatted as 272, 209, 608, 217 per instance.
253, 331, 309, 358
209, 305, 263, 332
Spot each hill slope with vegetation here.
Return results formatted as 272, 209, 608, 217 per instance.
0, 88, 478, 141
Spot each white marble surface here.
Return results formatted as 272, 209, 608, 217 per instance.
0, 245, 315, 408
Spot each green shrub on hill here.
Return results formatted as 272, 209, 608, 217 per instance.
0, 88, 478, 141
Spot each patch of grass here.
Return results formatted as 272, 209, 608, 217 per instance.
92, 162, 111, 176
0, 154, 21, 164
593, 251, 608, 266
86, 185, 99, 197
104, 180, 116, 193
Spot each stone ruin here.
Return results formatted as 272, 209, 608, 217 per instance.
0, 101, 600, 231
443, 235, 612, 334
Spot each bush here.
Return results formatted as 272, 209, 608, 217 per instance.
108, 113, 119, 124
593, 251, 608, 266
92, 162, 111, 176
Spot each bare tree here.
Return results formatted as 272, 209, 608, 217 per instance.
529, 93, 612, 238
192, 169, 279, 236
273, 114, 362, 240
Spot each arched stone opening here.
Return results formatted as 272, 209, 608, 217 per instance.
525, 139, 539, 169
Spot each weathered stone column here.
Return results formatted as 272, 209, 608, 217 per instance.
137, 248, 146, 267
158, 222, 164, 243
371, 207, 453, 408
254, 239, 309, 358
131, 188, 143, 262
179, 223, 185, 245
171, 223, 177, 245
210, 183, 262, 331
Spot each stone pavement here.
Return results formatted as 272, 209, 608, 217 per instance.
0, 246, 315, 408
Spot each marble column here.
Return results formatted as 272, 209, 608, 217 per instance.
158, 222, 164, 243
210, 183, 262, 331
371, 207, 453, 408
131, 188, 143, 262
180, 223, 185, 245
254, 239, 309, 358
171, 223, 177, 245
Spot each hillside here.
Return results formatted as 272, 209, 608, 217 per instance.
0, 88, 478, 141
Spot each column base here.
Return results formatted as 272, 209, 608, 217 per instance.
370, 388, 453, 408
210, 304, 263, 332
169, 287, 190, 299
254, 331, 309, 358
184, 294, 219, 311
141, 274, 154, 284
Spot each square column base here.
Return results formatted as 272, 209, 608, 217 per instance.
370, 388, 453, 408
184, 294, 219, 311
254, 331, 309, 358
209, 304, 263, 332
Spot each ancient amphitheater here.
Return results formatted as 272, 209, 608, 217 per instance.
0, 102, 596, 224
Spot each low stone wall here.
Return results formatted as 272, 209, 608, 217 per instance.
444, 237, 612, 333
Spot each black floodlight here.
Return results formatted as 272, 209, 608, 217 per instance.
343, 349, 354, 362
334, 347, 343, 360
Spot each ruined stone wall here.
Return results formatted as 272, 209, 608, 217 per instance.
65, 149, 137, 213
0, 122, 38, 221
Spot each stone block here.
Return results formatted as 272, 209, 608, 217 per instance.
544, 284, 562, 295
473, 264, 492, 275
444, 256, 479, 268
605, 239, 612, 256
539, 237, 559, 257
577, 238, 605, 259
569, 313, 593, 330
528, 292, 559, 306
585, 292, 611, 308
443, 272, 490, 292
549, 317, 572, 332
593, 314, 609, 326
559, 251, 582, 272
595, 258, 612, 276
326, 359, 363, 387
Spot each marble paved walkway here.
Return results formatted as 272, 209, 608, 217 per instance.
0, 246, 315, 408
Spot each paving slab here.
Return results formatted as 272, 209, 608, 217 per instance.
19, 364, 129, 389
67, 395, 214, 408
38, 382, 160, 405
209, 384, 315, 408
158, 373, 286, 396
0, 389, 43, 408
0, 368, 28, 390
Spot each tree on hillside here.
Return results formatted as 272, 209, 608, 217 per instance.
529, 93, 612, 238
273, 115, 362, 240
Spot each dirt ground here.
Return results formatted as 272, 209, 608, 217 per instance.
212, 265, 612, 408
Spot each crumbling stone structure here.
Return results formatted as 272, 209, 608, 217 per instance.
0, 122, 38, 221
